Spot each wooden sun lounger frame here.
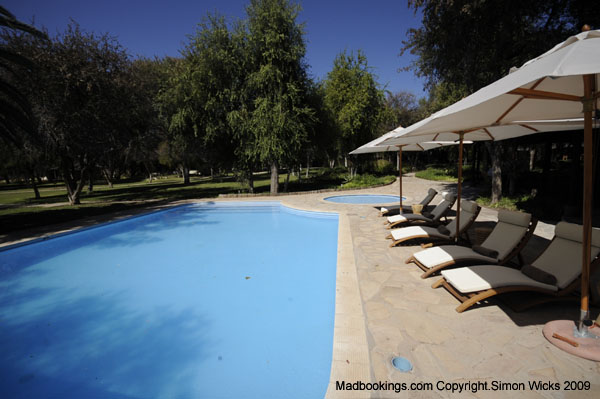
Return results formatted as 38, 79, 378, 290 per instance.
385, 197, 457, 229
430, 240, 600, 313
387, 205, 481, 248
406, 217, 538, 279
379, 190, 437, 217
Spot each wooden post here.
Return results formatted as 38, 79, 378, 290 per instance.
579, 73, 594, 327
397, 145, 404, 213
455, 133, 464, 242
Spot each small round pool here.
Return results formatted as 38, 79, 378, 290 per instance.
324, 194, 405, 204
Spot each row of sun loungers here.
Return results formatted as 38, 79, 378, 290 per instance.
381, 188, 600, 313
379, 188, 438, 216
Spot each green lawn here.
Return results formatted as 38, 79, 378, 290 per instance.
0, 169, 394, 235
414, 167, 458, 182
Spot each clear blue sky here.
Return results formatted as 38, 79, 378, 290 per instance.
6, 0, 427, 97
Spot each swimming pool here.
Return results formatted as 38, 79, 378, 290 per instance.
324, 194, 405, 204
0, 202, 338, 398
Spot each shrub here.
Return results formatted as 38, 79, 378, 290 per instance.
372, 159, 396, 176
342, 173, 395, 189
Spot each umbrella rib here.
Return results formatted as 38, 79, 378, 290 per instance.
518, 124, 539, 132
483, 128, 495, 140
508, 88, 581, 102
496, 78, 546, 123
416, 143, 425, 151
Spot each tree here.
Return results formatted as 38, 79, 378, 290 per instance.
4, 23, 133, 204
156, 57, 204, 184
379, 91, 422, 133
245, 0, 314, 194
402, 0, 600, 202
323, 50, 384, 172
0, 6, 47, 147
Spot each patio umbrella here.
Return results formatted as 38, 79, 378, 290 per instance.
381, 28, 599, 340
350, 129, 468, 213
381, 120, 584, 241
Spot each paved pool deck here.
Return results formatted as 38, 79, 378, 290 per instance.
2, 175, 599, 398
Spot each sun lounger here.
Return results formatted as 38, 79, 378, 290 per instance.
385, 192, 456, 229
431, 221, 600, 312
406, 209, 537, 278
387, 200, 480, 247
379, 188, 437, 216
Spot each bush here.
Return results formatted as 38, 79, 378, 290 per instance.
342, 173, 396, 189
415, 167, 457, 181
373, 159, 396, 176
476, 195, 531, 211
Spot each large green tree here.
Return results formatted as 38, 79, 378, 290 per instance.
402, 0, 600, 202
245, 0, 313, 194
379, 91, 422, 133
323, 50, 384, 171
5, 23, 134, 204
0, 6, 47, 147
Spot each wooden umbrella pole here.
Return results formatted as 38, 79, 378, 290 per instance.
397, 145, 404, 213
456, 133, 464, 242
579, 73, 594, 328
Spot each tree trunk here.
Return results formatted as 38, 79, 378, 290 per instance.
29, 170, 40, 199
486, 142, 502, 204
61, 156, 88, 205
529, 147, 536, 171
248, 170, 254, 193
507, 144, 517, 196
270, 162, 279, 194
284, 169, 290, 192
102, 169, 114, 188
88, 168, 94, 193
182, 165, 190, 185
471, 143, 478, 184
542, 140, 552, 193
305, 154, 310, 178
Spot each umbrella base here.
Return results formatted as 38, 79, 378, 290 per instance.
543, 320, 600, 361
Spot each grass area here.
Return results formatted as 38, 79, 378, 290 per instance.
476, 194, 532, 211
0, 168, 394, 235
414, 167, 458, 182
341, 174, 396, 189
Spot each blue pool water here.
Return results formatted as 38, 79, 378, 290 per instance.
324, 194, 405, 204
0, 202, 338, 399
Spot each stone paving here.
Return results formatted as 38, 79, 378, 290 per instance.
2, 175, 599, 398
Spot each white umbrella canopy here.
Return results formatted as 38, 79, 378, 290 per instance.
350, 131, 468, 154
350, 128, 471, 212
383, 28, 599, 343
380, 119, 585, 145
380, 29, 599, 143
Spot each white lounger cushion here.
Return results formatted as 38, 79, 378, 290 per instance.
380, 189, 437, 215
387, 214, 408, 223
387, 192, 455, 224
441, 266, 558, 293
413, 245, 498, 268
387, 213, 433, 224
390, 226, 450, 241
441, 222, 600, 294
